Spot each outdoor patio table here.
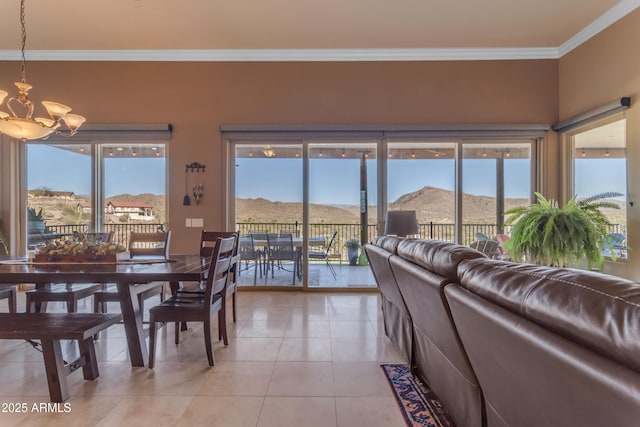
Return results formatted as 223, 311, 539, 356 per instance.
0, 254, 206, 367
251, 236, 326, 249
251, 236, 326, 281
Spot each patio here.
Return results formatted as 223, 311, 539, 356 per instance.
237, 260, 377, 289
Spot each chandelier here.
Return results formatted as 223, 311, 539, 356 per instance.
0, 0, 85, 141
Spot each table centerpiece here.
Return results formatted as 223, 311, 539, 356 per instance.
34, 238, 128, 263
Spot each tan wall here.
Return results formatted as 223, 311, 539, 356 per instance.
559, 8, 640, 279
0, 60, 558, 253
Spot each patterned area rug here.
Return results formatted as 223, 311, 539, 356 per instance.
381, 364, 456, 427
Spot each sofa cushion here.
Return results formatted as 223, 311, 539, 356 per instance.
457, 258, 640, 373
397, 239, 486, 282
373, 235, 404, 253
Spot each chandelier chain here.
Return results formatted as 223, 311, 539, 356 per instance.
0, 0, 86, 140
19, 0, 26, 84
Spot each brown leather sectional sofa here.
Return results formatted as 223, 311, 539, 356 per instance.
365, 236, 640, 427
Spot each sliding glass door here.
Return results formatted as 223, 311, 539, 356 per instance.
461, 141, 532, 245
232, 141, 377, 289
229, 133, 537, 289
307, 142, 377, 288
234, 143, 304, 287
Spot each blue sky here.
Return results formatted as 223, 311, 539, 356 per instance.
574, 158, 626, 199
28, 145, 627, 204
27, 145, 165, 197
235, 157, 534, 205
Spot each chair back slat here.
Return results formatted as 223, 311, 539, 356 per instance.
200, 231, 239, 285
200, 231, 238, 258
204, 236, 237, 306
129, 231, 171, 259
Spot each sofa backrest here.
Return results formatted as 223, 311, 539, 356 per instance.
447, 258, 640, 426
390, 239, 486, 427
396, 238, 486, 282
457, 258, 640, 371
364, 236, 412, 363
374, 235, 403, 253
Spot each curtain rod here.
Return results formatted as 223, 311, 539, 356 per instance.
552, 97, 630, 132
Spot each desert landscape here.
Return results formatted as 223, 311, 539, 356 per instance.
235, 185, 625, 226
28, 185, 626, 228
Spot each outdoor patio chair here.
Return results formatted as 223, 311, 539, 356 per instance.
308, 231, 338, 279
475, 232, 490, 241
266, 233, 299, 285
496, 233, 510, 259
470, 239, 500, 259
148, 235, 237, 368
603, 232, 626, 258
238, 233, 264, 285
25, 231, 115, 313
92, 231, 171, 334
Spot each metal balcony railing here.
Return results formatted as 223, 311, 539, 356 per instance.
40, 222, 627, 262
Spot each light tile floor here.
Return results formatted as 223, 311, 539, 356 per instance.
237, 262, 377, 288
0, 290, 406, 426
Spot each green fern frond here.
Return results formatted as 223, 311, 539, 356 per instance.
505, 192, 614, 268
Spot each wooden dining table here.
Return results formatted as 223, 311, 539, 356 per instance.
0, 254, 206, 367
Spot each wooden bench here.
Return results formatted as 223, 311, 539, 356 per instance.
0, 313, 121, 402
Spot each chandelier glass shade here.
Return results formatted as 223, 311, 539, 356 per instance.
0, 0, 85, 141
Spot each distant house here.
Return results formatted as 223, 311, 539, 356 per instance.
77, 201, 92, 214
106, 201, 154, 220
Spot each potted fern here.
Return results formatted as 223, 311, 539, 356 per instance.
504, 192, 621, 268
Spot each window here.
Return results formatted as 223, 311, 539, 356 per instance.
27, 142, 167, 248
572, 117, 627, 257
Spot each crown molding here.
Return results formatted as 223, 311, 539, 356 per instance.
559, 0, 640, 57
0, 47, 560, 62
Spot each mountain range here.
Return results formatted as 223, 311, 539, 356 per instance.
29, 185, 625, 226
236, 185, 625, 224
236, 186, 529, 224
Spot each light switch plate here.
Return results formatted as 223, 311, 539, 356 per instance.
191, 218, 204, 227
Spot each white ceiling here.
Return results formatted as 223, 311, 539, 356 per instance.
0, 0, 638, 61
574, 119, 626, 148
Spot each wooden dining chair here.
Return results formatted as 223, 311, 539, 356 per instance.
72, 231, 112, 244
174, 230, 239, 338
25, 231, 114, 313
148, 235, 237, 368
198, 231, 240, 323
0, 285, 17, 313
93, 231, 171, 330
